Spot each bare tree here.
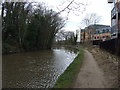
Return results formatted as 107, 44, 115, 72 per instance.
56, 30, 73, 41
55, 30, 77, 45
33, 0, 87, 21
82, 13, 101, 27
56, 0, 87, 17
81, 13, 101, 43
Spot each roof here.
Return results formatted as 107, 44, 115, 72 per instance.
94, 27, 111, 34
84, 24, 110, 31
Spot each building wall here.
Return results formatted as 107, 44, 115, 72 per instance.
93, 32, 111, 41
80, 29, 93, 43
80, 25, 111, 43
80, 31, 84, 43
94, 27, 111, 41
111, 1, 120, 38
76, 30, 80, 42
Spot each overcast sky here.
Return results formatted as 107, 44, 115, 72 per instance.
33, 0, 113, 32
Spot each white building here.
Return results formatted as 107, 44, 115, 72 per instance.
76, 29, 81, 43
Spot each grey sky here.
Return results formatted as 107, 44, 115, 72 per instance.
2, 0, 114, 32
45, 0, 113, 32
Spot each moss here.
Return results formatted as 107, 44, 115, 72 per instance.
53, 48, 84, 88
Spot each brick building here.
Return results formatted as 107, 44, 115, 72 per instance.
80, 29, 85, 43
80, 24, 111, 43
94, 26, 111, 41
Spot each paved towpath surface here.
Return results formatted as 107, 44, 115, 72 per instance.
73, 50, 107, 88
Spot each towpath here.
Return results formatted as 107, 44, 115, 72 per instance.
73, 50, 108, 88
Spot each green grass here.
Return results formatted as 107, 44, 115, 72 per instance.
53, 47, 84, 88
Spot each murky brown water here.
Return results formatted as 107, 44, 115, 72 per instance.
2, 47, 78, 88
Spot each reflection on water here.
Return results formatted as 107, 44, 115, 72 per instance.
3, 47, 78, 88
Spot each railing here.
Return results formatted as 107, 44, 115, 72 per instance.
111, 2, 120, 18
111, 24, 120, 34
111, 7, 116, 18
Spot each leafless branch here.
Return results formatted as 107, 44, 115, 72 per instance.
81, 13, 101, 27
55, 0, 87, 18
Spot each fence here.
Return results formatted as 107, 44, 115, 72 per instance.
99, 39, 116, 54
93, 40, 101, 45
93, 38, 120, 55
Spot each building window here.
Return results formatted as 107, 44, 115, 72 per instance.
103, 29, 105, 33
106, 29, 109, 32
98, 31, 100, 33
103, 36, 105, 38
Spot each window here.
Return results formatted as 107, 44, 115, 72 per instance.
106, 29, 109, 32
98, 31, 100, 33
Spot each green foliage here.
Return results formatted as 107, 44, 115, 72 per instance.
53, 48, 84, 88
68, 33, 78, 45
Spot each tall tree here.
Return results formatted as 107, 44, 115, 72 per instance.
23, 4, 65, 50
2, 1, 86, 53
2, 2, 32, 50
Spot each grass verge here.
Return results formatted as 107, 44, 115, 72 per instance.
53, 47, 84, 88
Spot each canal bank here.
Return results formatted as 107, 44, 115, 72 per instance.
53, 47, 84, 88
53, 45, 118, 88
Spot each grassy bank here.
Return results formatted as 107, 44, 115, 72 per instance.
53, 47, 84, 88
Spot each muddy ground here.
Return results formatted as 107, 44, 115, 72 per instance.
85, 45, 119, 88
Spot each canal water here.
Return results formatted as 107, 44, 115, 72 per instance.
2, 47, 78, 88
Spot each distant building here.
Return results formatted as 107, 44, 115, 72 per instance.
94, 26, 111, 41
76, 29, 80, 43
80, 29, 85, 43
80, 24, 111, 43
